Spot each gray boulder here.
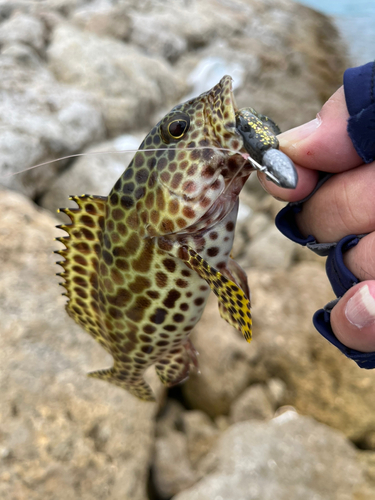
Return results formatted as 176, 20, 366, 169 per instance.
72, 1, 132, 40
230, 384, 275, 423
246, 224, 297, 270
47, 23, 187, 135
40, 134, 144, 216
154, 431, 197, 499
173, 413, 365, 500
0, 41, 105, 198
0, 11, 46, 52
181, 410, 220, 468
182, 293, 261, 417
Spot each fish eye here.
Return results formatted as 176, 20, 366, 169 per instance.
168, 119, 189, 138
160, 113, 190, 143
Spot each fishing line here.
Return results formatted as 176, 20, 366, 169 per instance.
2, 146, 242, 179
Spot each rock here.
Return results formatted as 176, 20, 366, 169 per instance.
156, 399, 185, 438
266, 378, 287, 407
153, 430, 197, 499
358, 451, 375, 490
230, 384, 275, 423
175, 0, 347, 131
129, 1, 247, 64
1, 41, 44, 67
257, 195, 287, 220
0, 12, 46, 52
233, 194, 288, 267
214, 415, 230, 433
0, 0, 347, 207
245, 212, 271, 240
0, 189, 162, 500
230, 199, 255, 261
153, 406, 221, 496
47, 23, 187, 135
40, 134, 144, 216
244, 171, 269, 199
245, 224, 296, 270
172, 413, 365, 500
72, 1, 132, 40
247, 264, 375, 443
181, 411, 220, 468
153, 408, 221, 496
362, 431, 375, 451
182, 293, 260, 417
183, 261, 375, 444
131, 13, 187, 63
0, 43, 105, 198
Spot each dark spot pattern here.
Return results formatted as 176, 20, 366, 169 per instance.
56, 74, 265, 401
207, 247, 220, 257
150, 308, 167, 324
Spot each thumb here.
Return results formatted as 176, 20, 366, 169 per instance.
278, 86, 362, 172
331, 282, 375, 352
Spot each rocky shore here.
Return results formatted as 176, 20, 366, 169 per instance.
1, 1, 374, 499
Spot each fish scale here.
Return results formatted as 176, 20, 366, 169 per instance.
56, 75, 283, 401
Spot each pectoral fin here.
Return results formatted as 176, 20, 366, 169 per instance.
225, 257, 250, 300
180, 246, 252, 342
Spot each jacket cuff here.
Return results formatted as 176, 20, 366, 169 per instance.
344, 61, 375, 163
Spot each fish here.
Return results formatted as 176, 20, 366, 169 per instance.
55, 75, 297, 401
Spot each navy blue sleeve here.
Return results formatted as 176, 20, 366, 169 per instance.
344, 61, 375, 163
274, 61, 375, 369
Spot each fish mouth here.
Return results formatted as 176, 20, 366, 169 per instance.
215, 75, 238, 127
207, 75, 241, 149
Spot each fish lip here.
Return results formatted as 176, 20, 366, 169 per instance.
209, 75, 242, 149
221, 75, 238, 121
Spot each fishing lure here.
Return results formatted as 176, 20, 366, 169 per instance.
55, 75, 297, 401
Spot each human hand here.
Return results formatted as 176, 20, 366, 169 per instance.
258, 86, 375, 353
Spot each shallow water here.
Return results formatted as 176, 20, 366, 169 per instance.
294, 0, 375, 66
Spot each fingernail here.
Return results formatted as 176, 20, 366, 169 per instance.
345, 284, 375, 328
278, 116, 322, 147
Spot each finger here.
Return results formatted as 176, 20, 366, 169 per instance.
343, 232, 375, 282
331, 281, 375, 352
257, 163, 318, 202
278, 86, 363, 172
296, 162, 375, 242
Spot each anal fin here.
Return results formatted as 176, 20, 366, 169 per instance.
155, 339, 199, 387
180, 246, 252, 342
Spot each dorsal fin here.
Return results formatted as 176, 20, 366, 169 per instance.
55, 195, 108, 345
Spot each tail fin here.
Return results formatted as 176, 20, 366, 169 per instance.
88, 367, 156, 402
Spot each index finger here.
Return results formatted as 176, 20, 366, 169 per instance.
279, 86, 362, 173
258, 86, 364, 202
